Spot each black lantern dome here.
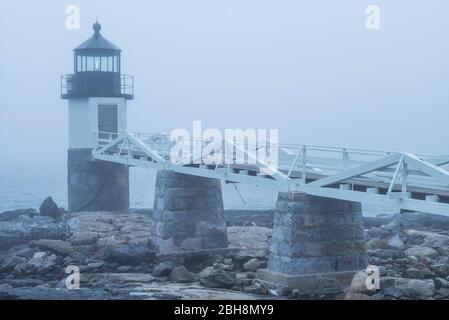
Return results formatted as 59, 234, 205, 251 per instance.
61, 22, 133, 100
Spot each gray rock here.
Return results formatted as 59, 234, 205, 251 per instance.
421, 268, 434, 278
105, 242, 154, 266
366, 227, 391, 239
0, 286, 116, 300
383, 287, 403, 299
1, 279, 44, 288
243, 258, 262, 272
169, 266, 194, 283
366, 238, 388, 250
15, 252, 58, 275
383, 277, 436, 299
199, 266, 235, 288
69, 231, 98, 246
10, 246, 38, 259
116, 265, 133, 273
402, 268, 424, 279
436, 264, 449, 277
437, 288, 449, 298
87, 262, 104, 270
218, 263, 234, 271
39, 197, 61, 219
369, 248, 403, 259
405, 279, 436, 298
392, 212, 449, 230
405, 246, 439, 259
0, 209, 37, 222
29, 240, 73, 256
0, 215, 69, 249
235, 273, 253, 286
0, 256, 27, 273
153, 261, 175, 277
387, 235, 405, 249
434, 277, 449, 289
68, 251, 87, 264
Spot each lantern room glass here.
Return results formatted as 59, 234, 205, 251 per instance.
75, 54, 120, 73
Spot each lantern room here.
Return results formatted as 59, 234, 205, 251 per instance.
61, 22, 133, 100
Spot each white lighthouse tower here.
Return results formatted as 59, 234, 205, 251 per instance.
61, 22, 133, 212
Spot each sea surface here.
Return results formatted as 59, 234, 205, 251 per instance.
0, 168, 395, 216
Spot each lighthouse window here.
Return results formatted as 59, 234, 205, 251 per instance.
86, 56, 94, 71
76, 55, 81, 72
107, 56, 113, 72
101, 57, 108, 72
98, 105, 118, 135
94, 57, 101, 71
81, 56, 86, 71
113, 56, 119, 73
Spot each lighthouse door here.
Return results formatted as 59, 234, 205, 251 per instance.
98, 104, 118, 144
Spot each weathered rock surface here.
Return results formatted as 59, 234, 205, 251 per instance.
105, 242, 154, 266
169, 266, 194, 283
2, 207, 449, 300
153, 261, 175, 277
29, 240, 73, 256
39, 197, 61, 219
199, 266, 236, 288
405, 246, 439, 259
0, 214, 69, 249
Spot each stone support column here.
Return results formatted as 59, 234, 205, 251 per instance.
257, 192, 367, 295
150, 171, 228, 255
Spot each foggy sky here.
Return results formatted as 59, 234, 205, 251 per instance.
1, 0, 448, 178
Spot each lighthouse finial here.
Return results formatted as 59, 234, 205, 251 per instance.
93, 20, 102, 37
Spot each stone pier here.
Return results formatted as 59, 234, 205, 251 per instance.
257, 192, 367, 295
150, 170, 228, 255
67, 148, 129, 212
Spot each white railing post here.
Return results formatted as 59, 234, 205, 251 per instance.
302, 145, 307, 184
402, 160, 408, 193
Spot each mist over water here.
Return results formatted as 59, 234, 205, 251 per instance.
0, 167, 393, 217
0, 168, 279, 213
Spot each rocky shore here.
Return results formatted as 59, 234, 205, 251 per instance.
1, 198, 449, 300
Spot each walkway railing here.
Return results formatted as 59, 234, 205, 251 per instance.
92, 132, 449, 216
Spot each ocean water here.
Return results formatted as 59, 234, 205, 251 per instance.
0, 168, 279, 213
0, 168, 395, 216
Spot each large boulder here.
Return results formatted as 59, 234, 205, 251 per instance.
29, 240, 73, 256
366, 238, 388, 250
199, 266, 235, 288
405, 246, 439, 259
14, 252, 58, 275
153, 261, 175, 277
105, 242, 154, 266
39, 197, 61, 219
381, 277, 436, 299
392, 212, 449, 230
68, 231, 98, 246
243, 258, 265, 272
0, 256, 27, 273
169, 266, 194, 283
0, 215, 69, 249
387, 235, 405, 249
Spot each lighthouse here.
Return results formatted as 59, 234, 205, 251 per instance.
61, 22, 133, 212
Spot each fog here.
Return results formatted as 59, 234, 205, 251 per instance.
1, 0, 448, 180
